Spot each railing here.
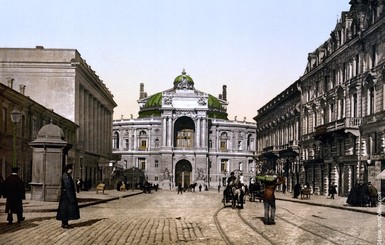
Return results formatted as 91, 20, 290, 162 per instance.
315, 117, 362, 135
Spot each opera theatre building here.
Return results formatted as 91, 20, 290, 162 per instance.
112, 70, 257, 189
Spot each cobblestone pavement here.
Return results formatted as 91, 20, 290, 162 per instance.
0, 189, 383, 244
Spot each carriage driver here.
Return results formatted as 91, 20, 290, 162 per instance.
227, 172, 236, 186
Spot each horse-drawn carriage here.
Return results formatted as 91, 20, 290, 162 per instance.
248, 182, 264, 202
222, 170, 245, 209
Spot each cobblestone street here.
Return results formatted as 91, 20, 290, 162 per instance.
0, 189, 383, 244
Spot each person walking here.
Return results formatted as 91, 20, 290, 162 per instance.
3, 167, 25, 224
218, 184, 221, 193
56, 164, 80, 229
177, 183, 183, 194
329, 183, 337, 199
262, 174, 284, 225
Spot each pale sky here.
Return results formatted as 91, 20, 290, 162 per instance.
1, 1, 351, 122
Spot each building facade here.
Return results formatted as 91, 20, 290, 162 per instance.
112, 70, 257, 189
0, 47, 118, 187
254, 81, 301, 193
255, 0, 385, 196
0, 82, 78, 185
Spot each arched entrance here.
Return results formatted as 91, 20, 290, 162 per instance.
175, 160, 192, 188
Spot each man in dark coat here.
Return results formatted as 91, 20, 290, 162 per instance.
56, 164, 80, 228
4, 167, 25, 224
262, 175, 285, 225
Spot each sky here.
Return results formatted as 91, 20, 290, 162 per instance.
1, 1, 351, 122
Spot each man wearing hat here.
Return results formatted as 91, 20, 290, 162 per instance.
56, 164, 80, 228
3, 167, 25, 224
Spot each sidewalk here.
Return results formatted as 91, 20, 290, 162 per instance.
275, 191, 384, 216
0, 189, 143, 213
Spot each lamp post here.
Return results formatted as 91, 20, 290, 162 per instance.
10, 108, 21, 168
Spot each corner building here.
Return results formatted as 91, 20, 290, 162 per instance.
256, 1, 385, 196
113, 70, 257, 189
0, 47, 117, 187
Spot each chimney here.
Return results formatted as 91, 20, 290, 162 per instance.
139, 83, 145, 99
19, 84, 26, 95
7, 77, 14, 89
222, 85, 227, 101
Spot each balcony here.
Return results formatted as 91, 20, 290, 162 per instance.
314, 117, 362, 139
279, 140, 300, 156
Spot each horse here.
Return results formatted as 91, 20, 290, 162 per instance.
231, 177, 245, 209
187, 183, 197, 192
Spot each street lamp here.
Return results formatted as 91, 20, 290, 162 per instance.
10, 108, 21, 168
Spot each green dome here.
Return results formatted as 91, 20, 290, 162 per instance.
145, 92, 162, 107
173, 69, 194, 89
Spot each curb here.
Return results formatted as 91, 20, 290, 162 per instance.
25, 192, 144, 213
277, 197, 384, 217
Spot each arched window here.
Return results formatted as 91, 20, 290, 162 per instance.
220, 132, 228, 151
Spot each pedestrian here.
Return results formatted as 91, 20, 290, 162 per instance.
76, 178, 81, 193
329, 183, 337, 199
177, 183, 183, 194
3, 167, 25, 224
218, 184, 221, 193
293, 183, 301, 198
199, 184, 202, 192
56, 164, 80, 229
261, 173, 284, 225
368, 182, 378, 207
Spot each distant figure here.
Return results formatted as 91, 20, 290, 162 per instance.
56, 164, 80, 229
177, 183, 183, 194
199, 184, 202, 192
218, 184, 221, 193
368, 182, 378, 207
4, 167, 25, 224
293, 183, 301, 198
329, 183, 337, 199
76, 178, 81, 193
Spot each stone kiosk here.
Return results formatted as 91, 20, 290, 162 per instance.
29, 122, 72, 202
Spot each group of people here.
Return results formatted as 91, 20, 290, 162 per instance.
347, 181, 379, 207
0, 164, 80, 229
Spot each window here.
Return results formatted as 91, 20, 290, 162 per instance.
369, 87, 375, 115
221, 159, 228, 172
371, 45, 376, 69
352, 94, 358, 117
338, 99, 344, 119
139, 158, 146, 170
154, 138, 159, 148
155, 160, 159, 168
124, 139, 129, 149
176, 129, 194, 147
238, 141, 242, 150
220, 132, 228, 151
329, 103, 334, 122
113, 131, 119, 149
355, 54, 360, 76
139, 130, 148, 150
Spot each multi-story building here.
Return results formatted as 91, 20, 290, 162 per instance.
112, 70, 257, 189
256, 0, 385, 196
0, 47, 118, 187
0, 82, 78, 185
254, 81, 301, 193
